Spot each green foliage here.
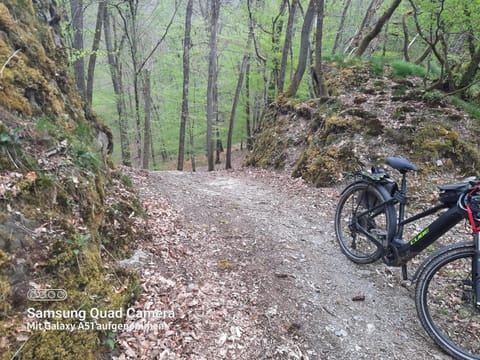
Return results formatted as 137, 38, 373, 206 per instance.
368, 57, 386, 76
450, 97, 480, 121
120, 174, 133, 187
102, 332, 116, 351
66, 233, 91, 255
422, 90, 444, 102
428, 63, 442, 78
69, 143, 100, 171
73, 122, 94, 142
0, 125, 22, 151
85, 0, 480, 169
332, 55, 362, 70
391, 61, 427, 78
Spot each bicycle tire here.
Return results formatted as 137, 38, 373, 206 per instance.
415, 243, 480, 360
335, 181, 396, 264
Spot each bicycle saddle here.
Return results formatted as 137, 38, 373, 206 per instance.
386, 157, 418, 174
438, 183, 469, 191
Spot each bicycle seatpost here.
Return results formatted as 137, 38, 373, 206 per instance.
396, 172, 408, 236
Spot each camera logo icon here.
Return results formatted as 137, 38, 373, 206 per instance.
27, 289, 68, 301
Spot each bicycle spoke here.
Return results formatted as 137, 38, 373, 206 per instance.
421, 253, 480, 358
335, 183, 392, 264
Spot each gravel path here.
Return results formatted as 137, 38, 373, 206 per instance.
124, 167, 452, 359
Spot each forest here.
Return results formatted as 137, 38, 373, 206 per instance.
1, 0, 480, 358
60, 0, 480, 171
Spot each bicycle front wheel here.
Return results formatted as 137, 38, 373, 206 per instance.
415, 244, 480, 360
335, 182, 395, 264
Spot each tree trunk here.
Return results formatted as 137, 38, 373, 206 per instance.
402, 10, 412, 62
206, 0, 220, 171
141, 70, 152, 169
117, 0, 143, 165
189, 114, 196, 172
458, 46, 480, 93
215, 128, 223, 164
313, 0, 327, 97
413, 46, 431, 64
70, 0, 85, 96
152, 103, 168, 163
133, 77, 142, 165
355, 0, 402, 57
226, 51, 250, 170
103, 5, 131, 166
177, 0, 193, 171
331, 0, 351, 55
278, 0, 297, 93
285, 0, 315, 98
86, 0, 105, 105
359, 0, 383, 32
269, 0, 287, 96
245, 59, 253, 151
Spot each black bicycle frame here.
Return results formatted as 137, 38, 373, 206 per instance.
354, 179, 464, 265
355, 190, 463, 265
394, 205, 464, 265
355, 178, 480, 305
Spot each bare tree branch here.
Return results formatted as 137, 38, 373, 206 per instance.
137, 0, 183, 75
0, 49, 21, 79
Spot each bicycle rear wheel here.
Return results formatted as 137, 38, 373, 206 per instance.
335, 182, 395, 264
415, 244, 480, 360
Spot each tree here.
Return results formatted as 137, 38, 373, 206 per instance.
86, 0, 106, 105
115, 0, 142, 164
285, 0, 315, 98
177, 0, 193, 171
142, 69, 152, 169
207, 0, 220, 171
70, 0, 86, 96
247, 0, 268, 123
331, 0, 351, 55
269, 0, 288, 96
355, 0, 402, 57
245, 59, 253, 151
344, 0, 383, 55
278, 0, 298, 93
226, 43, 251, 169
409, 0, 480, 94
103, 4, 131, 166
114, 0, 179, 167
401, 9, 412, 62
313, 0, 327, 97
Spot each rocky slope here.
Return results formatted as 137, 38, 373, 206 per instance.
0, 1, 141, 359
246, 61, 480, 187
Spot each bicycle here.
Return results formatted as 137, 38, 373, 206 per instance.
334, 156, 480, 360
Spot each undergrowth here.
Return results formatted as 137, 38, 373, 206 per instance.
391, 60, 428, 78
450, 97, 480, 121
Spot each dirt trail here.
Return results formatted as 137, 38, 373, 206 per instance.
130, 168, 451, 360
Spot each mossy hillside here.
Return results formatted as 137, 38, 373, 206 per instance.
0, 1, 140, 358
0, 1, 75, 117
248, 61, 480, 186
406, 125, 480, 175
0, 162, 142, 359
245, 103, 289, 169
19, 246, 139, 360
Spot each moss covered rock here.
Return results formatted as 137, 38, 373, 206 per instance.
247, 60, 480, 185
0, 1, 138, 358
